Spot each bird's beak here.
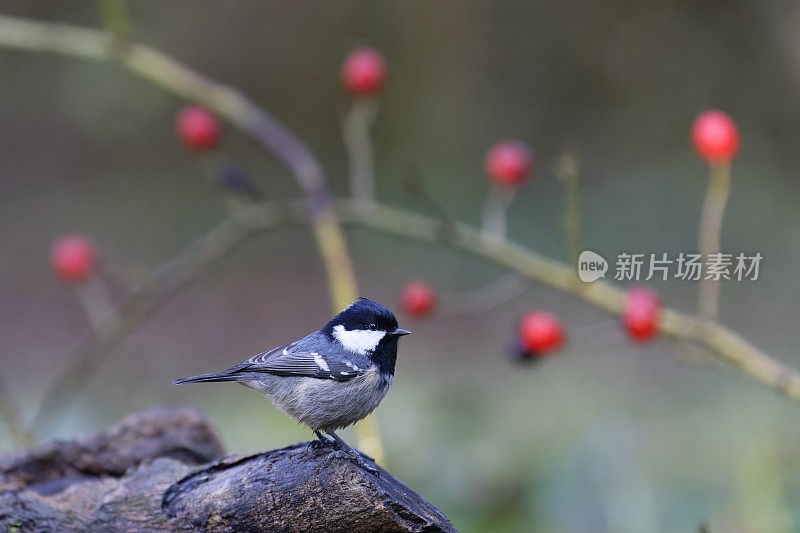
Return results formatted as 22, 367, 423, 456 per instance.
391, 328, 411, 336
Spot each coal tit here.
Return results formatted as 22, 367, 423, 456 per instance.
173, 298, 410, 466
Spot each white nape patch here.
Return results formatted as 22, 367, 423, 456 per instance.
332, 325, 386, 355
313, 354, 329, 372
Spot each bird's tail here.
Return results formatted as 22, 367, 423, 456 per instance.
173, 372, 240, 385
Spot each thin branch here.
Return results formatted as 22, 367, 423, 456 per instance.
1, 14, 795, 448
0, 13, 364, 432
0, 13, 357, 313
403, 168, 455, 228
235, 198, 800, 406
555, 148, 584, 268
29, 215, 261, 432
437, 274, 529, 317
74, 277, 120, 333
97, 0, 131, 44
237, 199, 800, 404
333, 201, 800, 403
481, 186, 516, 241
697, 162, 732, 319
342, 98, 378, 212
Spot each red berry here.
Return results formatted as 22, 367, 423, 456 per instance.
341, 47, 387, 97
401, 281, 436, 318
175, 105, 220, 152
691, 110, 740, 163
622, 286, 661, 342
51, 235, 97, 284
484, 141, 534, 187
518, 311, 565, 355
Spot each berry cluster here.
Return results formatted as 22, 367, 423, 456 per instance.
390, 112, 741, 362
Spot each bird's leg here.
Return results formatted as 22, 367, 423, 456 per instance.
324, 430, 356, 453
307, 430, 331, 457
315, 430, 337, 445
323, 430, 379, 475
308, 430, 334, 453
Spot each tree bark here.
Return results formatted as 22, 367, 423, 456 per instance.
0, 407, 455, 532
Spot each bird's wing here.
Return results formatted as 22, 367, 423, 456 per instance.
235, 343, 368, 381
244, 342, 300, 365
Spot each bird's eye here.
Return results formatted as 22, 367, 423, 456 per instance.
368, 323, 378, 331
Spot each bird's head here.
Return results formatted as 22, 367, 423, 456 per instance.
323, 298, 410, 356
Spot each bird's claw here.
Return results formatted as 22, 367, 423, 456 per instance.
306, 438, 335, 458
321, 448, 348, 464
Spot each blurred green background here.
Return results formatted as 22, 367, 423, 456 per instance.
2, 1, 800, 531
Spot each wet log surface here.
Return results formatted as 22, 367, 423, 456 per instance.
0, 407, 456, 532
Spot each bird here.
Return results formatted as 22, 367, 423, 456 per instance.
173, 298, 410, 471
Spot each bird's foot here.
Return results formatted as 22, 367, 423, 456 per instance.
306, 437, 335, 458
320, 448, 349, 468
309, 437, 335, 448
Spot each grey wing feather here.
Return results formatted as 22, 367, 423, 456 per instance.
244, 341, 300, 365
233, 341, 366, 381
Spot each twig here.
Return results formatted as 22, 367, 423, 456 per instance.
101, 257, 149, 292
403, 168, 454, 228
29, 215, 259, 432
233, 198, 800, 406
74, 277, 120, 333
335, 201, 800, 404
1, 13, 797, 447
342, 98, 378, 213
32, 192, 800, 433
697, 162, 731, 319
0, 13, 364, 438
437, 274, 529, 317
555, 148, 584, 268
481, 186, 516, 241
97, 0, 131, 45
0, 13, 357, 314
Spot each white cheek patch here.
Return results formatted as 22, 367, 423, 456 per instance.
332, 325, 386, 355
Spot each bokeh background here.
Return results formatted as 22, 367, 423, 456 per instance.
3, 2, 800, 531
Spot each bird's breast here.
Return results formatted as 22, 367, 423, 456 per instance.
263, 367, 393, 432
